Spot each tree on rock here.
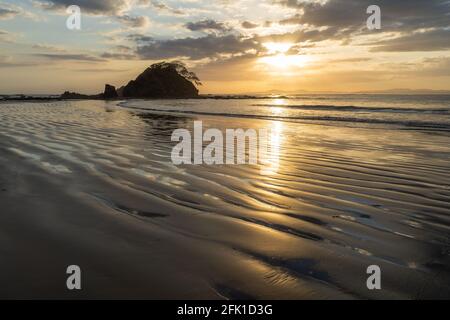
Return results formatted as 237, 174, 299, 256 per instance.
123, 61, 201, 98
155, 61, 202, 87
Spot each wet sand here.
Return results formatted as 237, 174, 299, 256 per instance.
0, 100, 449, 299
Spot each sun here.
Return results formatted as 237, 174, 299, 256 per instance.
263, 42, 293, 54
260, 42, 310, 70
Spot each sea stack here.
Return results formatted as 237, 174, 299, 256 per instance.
122, 62, 200, 99
60, 61, 201, 100
103, 84, 118, 99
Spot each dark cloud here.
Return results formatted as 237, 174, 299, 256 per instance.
136, 34, 262, 60
33, 0, 130, 15
116, 14, 150, 28
276, 0, 450, 51
34, 53, 106, 62
127, 34, 154, 42
0, 62, 39, 68
278, 0, 449, 30
150, 0, 184, 15
133, 16, 349, 62
278, 14, 301, 25
141, 26, 340, 60
185, 20, 229, 32
241, 21, 259, 29
35, 1, 152, 28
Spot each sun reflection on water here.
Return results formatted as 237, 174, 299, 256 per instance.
269, 99, 287, 116
273, 98, 286, 106
261, 121, 284, 176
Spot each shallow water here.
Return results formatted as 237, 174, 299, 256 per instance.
120, 94, 450, 130
0, 97, 449, 299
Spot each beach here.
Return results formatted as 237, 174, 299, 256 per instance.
0, 96, 449, 299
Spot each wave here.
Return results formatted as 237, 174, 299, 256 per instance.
252, 104, 450, 114
118, 102, 450, 131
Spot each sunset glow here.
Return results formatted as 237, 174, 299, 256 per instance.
263, 42, 293, 54
259, 53, 311, 70
0, 0, 448, 94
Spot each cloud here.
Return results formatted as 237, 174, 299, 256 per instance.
114, 45, 133, 52
256, 27, 349, 45
185, 20, 230, 33
32, 44, 67, 52
100, 42, 138, 60
241, 21, 259, 29
136, 34, 262, 60
370, 29, 450, 52
275, 0, 450, 51
34, 1, 152, 27
0, 3, 40, 21
101, 52, 137, 60
116, 14, 150, 28
149, 0, 184, 15
127, 33, 153, 42
0, 62, 39, 68
32, 0, 133, 15
33, 53, 106, 62
0, 6, 20, 20
278, 0, 449, 30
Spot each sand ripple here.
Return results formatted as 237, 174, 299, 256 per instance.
0, 100, 449, 299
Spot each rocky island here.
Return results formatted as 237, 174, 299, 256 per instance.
64, 61, 201, 100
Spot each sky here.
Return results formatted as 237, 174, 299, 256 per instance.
0, 0, 449, 94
